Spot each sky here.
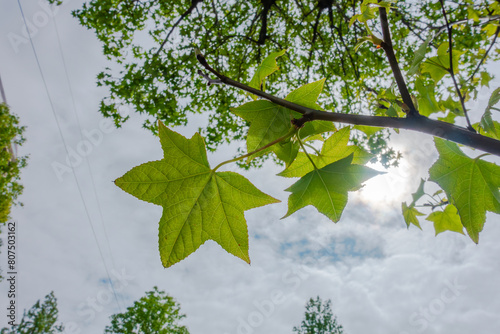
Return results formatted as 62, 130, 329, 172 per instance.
1, 1, 500, 333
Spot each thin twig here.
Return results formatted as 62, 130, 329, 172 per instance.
154, 0, 203, 57
467, 25, 500, 83
439, 0, 476, 132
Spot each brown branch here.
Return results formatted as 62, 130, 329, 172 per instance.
439, 0, 475, 132
378, 6, 418, 116
196, 52, 500, 157
257, 0, 276, 45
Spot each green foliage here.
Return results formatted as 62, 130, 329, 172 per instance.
402, 202, 424, 230
115, 122, 278, 267
284, 154, 382, 222
429, 138, 500, 243
279, 127, 373, 178
0, 103, 26, 225
293, 296, 345, 334
67, 0, 500, 264
104, 287, 189, 334
1, 292, 64, 334
426, 204, 465, 236
68, 0, 499, 167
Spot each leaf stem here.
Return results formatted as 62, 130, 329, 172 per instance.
213, 127, 298, 172
303, 142, 321, 155
297, 135, 318, 170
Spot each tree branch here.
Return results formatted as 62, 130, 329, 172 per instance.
378, 6, 418, 116
467, 25, 500, 83
196, 52, 500, 157
439, 0, 476, 132
154, 0, 203, 57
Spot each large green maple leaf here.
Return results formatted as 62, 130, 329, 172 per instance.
429, 138, 500, 243
115, 122, 279, 267
283, 154, 382, 222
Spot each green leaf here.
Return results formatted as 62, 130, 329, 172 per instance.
115, 122, 279, 267
439, 95, 463, 116
421, 43, 464, 83
283, 154, 382, 222
426, 204, 465, 236
415, 78, 442, 116
353, 125, 384, 136
421, 59, 449, 83
429, 138, 500, 243
408, 33, 433, 76
479, 109, 500, 139
248, 49, 286, 94
232, 79, 333, 166
411, 178, 426, 206
486, 87, 500, 112
286, 79, 336, 140
285, 78, 326, 109
231, 100, 299, 164
279, 127, 373, 178
299, 121, 336, 141
480, 71, 492, 88
477, 117, 500, 140
402, 202, 424, 229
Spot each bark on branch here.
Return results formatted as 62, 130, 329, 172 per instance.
196, 52, 500, 157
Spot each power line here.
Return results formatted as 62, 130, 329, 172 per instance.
52, 14, 119, 281
16, 0, 122, 311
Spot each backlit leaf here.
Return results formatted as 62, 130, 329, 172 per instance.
115, 122, 279, 267
402, 202, 424, 229
411, 178, 426, 206
426, 204, 465, 236
428, 138, 500, 243
279, 127, 373, 178
283, 154, 382, 222
249, 49, 286, 94
408, 33, 433, 76
415, 78, 442, 116
231, 100, 299, 164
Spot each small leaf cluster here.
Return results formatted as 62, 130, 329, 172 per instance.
403, 138, 500, 243
104, 287, 189, 334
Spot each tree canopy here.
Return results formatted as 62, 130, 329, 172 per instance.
66, 0, 499, 166
293, 296, 345, 334
104, 287, 189, 334
0, 292, 64, 334
60, 0, 500, 266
